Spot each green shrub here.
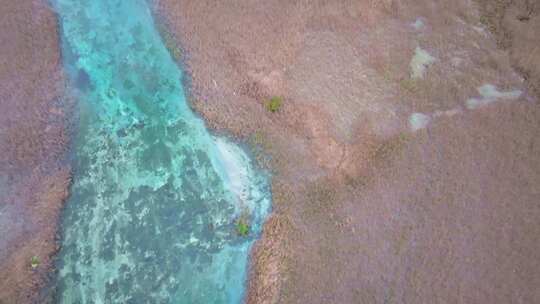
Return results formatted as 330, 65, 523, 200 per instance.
400, 78, 418, 93
30, 256, 40, 269
236, 219, 250, 236
265, 96, 283, 113
249, 130, 272, 150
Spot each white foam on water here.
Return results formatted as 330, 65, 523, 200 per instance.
410, 47, 436, 79
213, 137, 270, 220
214, 138, 249, 207
409, 112, 431, 132
466, 84, 522, 109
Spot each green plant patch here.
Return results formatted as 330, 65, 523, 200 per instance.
236, 219, 250, 236
265, 96, 283, 113
30, 256, 40, 269
400, 78, 419, 93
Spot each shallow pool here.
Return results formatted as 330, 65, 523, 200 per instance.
52, 0, 270, 302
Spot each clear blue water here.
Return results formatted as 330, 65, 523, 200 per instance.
52, 0, 271, 303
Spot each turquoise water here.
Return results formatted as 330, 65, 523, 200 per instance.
52, 0, 270, 303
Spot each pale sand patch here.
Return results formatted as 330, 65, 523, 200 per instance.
412, 18, 425, 30
433, 108, 461, 117
409, 112, 431, 132
410, 47, 436, 79
466, 84, 522, 109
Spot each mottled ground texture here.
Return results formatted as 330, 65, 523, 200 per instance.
0, 0, 70, 303
476, 0, 540, 96
155, 0, 540, 303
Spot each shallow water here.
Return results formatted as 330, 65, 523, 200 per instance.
52, 0, 270, 303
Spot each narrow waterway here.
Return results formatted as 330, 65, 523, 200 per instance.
52, 0, 271, 302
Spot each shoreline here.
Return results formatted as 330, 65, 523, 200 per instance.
0, 0, 538, 303
153, 1, 540, 303
151, 7, 286, 303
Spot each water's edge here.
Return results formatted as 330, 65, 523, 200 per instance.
50, 0, 271, 302
148, 6, 281, 304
